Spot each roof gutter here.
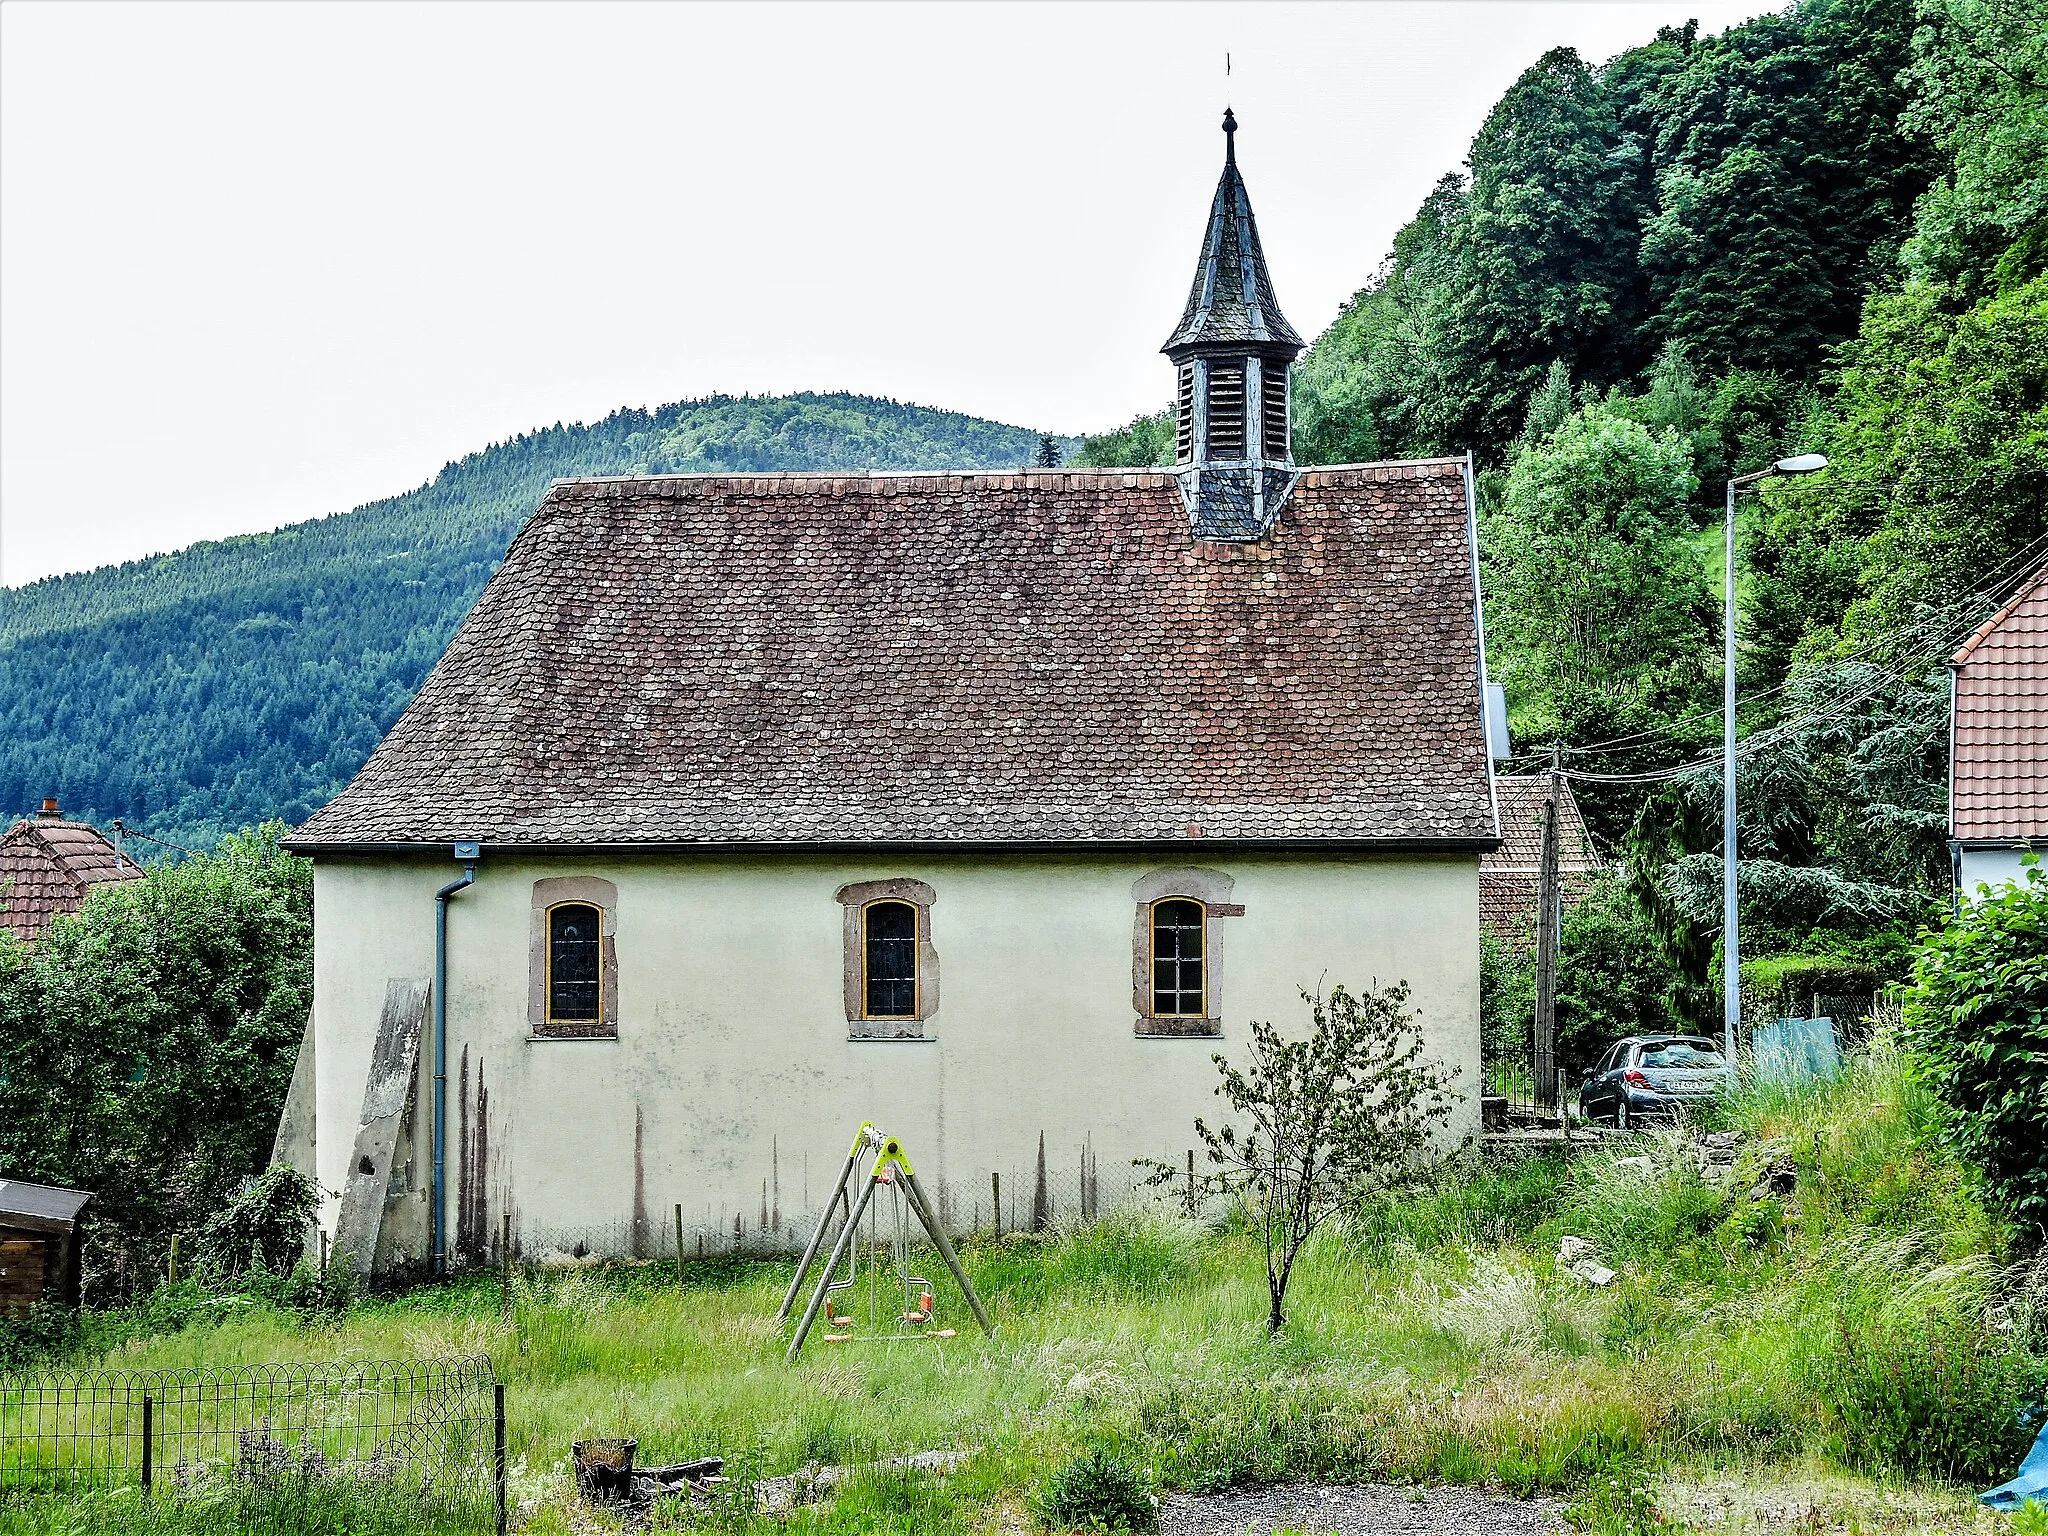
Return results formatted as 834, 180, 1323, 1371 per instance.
286, 834, 1503, 858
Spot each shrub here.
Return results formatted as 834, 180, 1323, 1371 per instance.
1034, 1448, 1158, 1533
192, 1165, 321, 1280
1815, 1309, 2046, 1478
1903, 866, 2048, 1237
0, 1301, 82, 1370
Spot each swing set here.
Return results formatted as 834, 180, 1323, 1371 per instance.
777, 1124, 992, 1362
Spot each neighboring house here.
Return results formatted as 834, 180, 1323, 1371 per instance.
1480, 776, 1602, 947
0, 798, 143, 945
1951, 565, 2048, 895
281, 113, 1502, 1273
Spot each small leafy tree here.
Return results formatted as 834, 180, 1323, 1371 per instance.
1160, 982, 1460, 1331
1904, 864, 2048, 1239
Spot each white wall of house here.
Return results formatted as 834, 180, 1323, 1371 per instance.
1957, 847, 2043, 900
308, 850, 1481, 1258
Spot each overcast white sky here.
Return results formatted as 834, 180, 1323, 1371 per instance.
0, 0, 1779, 586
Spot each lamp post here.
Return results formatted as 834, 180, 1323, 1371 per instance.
1723, 453, 1829, 1061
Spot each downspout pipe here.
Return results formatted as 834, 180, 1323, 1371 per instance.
434, 842, 482, 1276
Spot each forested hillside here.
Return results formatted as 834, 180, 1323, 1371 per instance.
0, 395, 1071, 844
1083, 0, 2047, 1049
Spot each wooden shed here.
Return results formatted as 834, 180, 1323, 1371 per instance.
0, 1179, 91, 1314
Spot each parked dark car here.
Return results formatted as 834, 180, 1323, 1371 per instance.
1578, 1035, 1732, 1127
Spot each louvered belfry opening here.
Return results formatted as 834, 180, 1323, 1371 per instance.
1206, 365, 1246, 457
1262, 371, 1289, 460
1175, 364, 1195, 464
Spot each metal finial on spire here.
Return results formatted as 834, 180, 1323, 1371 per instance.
1222, 106, 1237, 163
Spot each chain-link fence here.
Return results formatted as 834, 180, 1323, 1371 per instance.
0, 1355, 504, 1530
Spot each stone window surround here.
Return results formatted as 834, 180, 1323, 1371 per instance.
529, 876, 620, 1040
836, 878, 939, 1040
1131, 867, 1244, 1037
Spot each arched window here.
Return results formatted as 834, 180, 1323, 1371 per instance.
863, 900, 919, 1019
1151, 898, 1206, 1018
546, 902, 603, 1025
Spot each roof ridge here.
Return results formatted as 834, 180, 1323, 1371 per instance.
540, 458, 1468, 494
1954, 561, 2048, 664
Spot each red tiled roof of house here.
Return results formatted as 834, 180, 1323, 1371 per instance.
1952, 564, 2048, 842
290, 462, 1499, 849
1479, 776, 1602, 943
0, 812, 144, 944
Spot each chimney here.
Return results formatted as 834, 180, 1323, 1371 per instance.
38, 797, 61, 821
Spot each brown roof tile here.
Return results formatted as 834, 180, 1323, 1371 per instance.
0, 818, 145, 944
1479, 776, 1602, 944
1953, 565, 2048, 842
291, 462, 1498, 848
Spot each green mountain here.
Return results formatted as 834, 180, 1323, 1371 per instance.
0, 394, 1073, 844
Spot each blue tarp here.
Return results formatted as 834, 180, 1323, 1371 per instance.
1752, 1016, 1843, 1083
1983, 1423, 2048, 1510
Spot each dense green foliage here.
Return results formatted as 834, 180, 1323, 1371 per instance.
0, 396, 1071, 845
1904, 865, 2048, 1237
1482, 407, 1710, 747
191, 1165, 323, 1281
1071, 410, 1173, 470
0, 825, 312, 1296
1294, 0, 1941, 465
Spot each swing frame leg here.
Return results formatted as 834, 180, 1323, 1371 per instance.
787, 1172, 882, 1362
778, 1126, 872, 1323
903, 1169, 993, 1336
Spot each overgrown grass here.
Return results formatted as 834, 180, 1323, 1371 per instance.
4, 1045, 2042, 1533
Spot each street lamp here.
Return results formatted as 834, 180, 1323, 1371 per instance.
1723, 453, 1830, 1061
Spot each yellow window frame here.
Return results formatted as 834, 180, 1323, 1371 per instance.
544, 900, 604, 1026
1150, 897, 1207, 1018
860, 898, 921, 1020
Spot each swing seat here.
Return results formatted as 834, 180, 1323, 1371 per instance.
823, 1332, 853, 1344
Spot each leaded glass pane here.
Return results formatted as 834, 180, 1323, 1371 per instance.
1151, 899, 1205, 1016
865, 901, 918, 1018
548, 903, 601, 1022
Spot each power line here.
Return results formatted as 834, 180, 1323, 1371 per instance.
108, 819, 199, 861
1526, 532, 2048, 763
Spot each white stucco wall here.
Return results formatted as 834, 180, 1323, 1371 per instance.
309, 851, 1480, 1258
1958, 847, 2042, 901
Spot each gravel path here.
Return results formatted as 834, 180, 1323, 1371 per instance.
1161, 1483, 1567, 1536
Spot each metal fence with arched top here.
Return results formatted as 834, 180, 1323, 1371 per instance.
0, 1354, 503, 1530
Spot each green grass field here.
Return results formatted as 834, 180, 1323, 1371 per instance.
3, 1044, 2041, 1534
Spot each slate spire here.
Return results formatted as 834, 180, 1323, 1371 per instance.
1163, 110, 1302, 542
1162, 109, 1303, 357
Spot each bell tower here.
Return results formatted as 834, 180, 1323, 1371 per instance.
1162, 108, 1304, 540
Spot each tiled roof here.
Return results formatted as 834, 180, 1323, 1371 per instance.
1161, 114, 1303, 357
1479, 776, 1602, 944
292, 462, 1497, 849
1952, 565, 2048, 841
0, 817, 144, 944
0, 1179, 92, 1229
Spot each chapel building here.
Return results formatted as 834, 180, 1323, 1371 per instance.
282, 113, 1502, 1273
